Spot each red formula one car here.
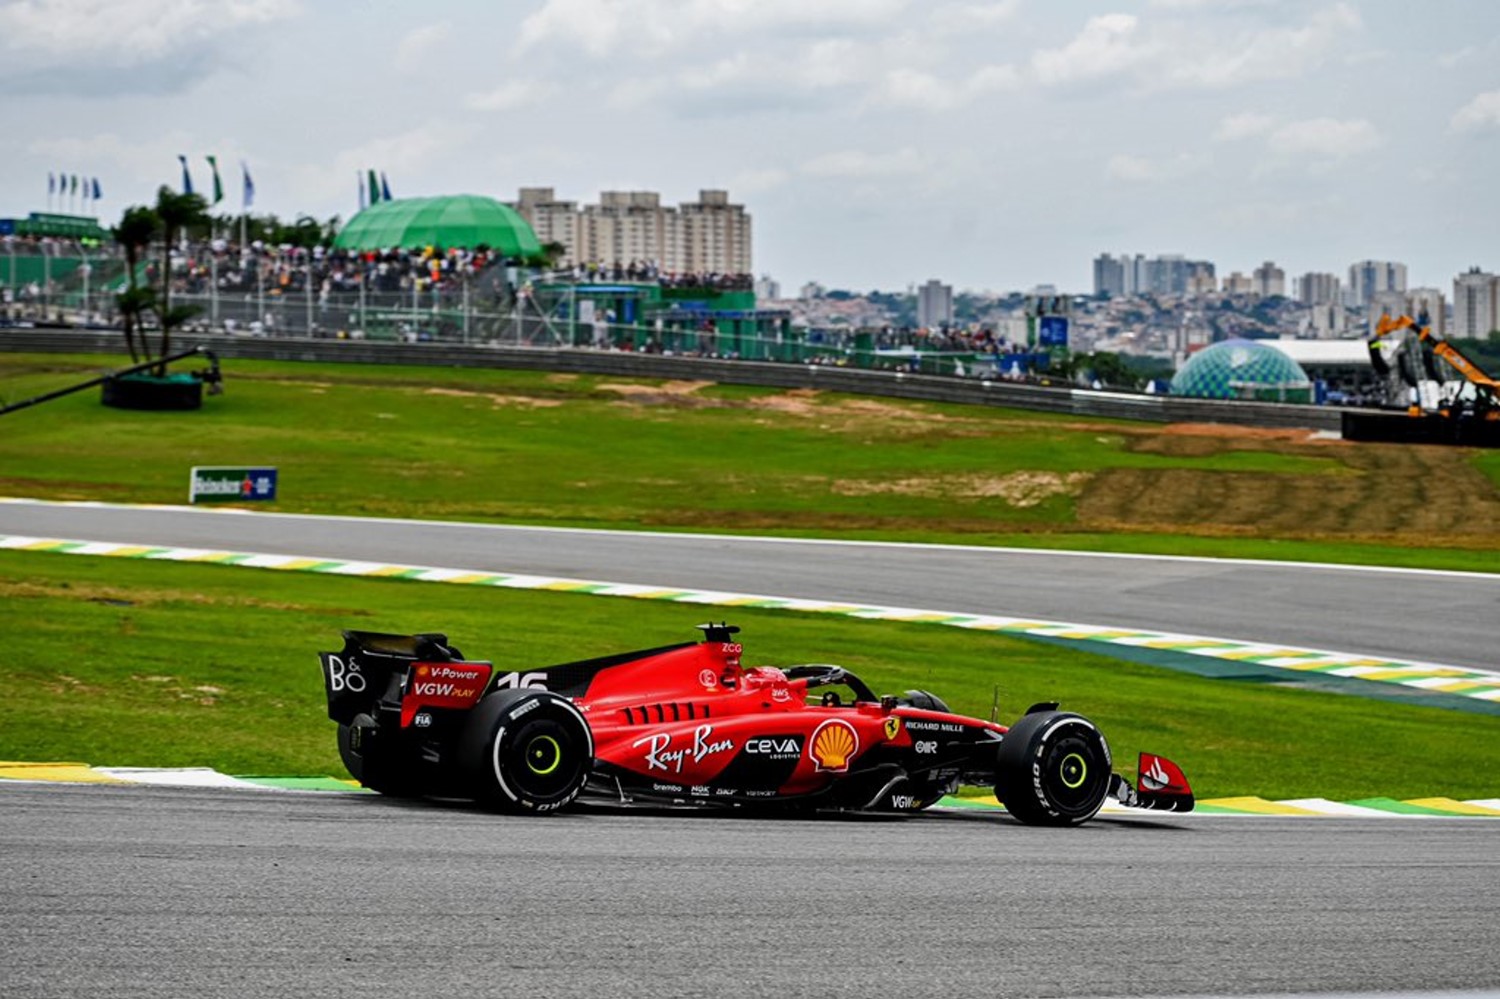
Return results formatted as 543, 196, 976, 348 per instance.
319, 623, 1193, 826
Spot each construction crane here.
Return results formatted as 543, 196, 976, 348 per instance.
1367, 312, 1500, 422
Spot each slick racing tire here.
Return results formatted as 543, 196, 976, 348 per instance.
460, 689, 593, 814
994, 710, 1111, 827
338, 715, 422, 797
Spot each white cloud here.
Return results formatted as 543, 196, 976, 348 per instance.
0, 0, 297, 67
1452, 90, 1500, 132
516, 0, 907, 58
29, 131, 231, 192
1438, 46, 1475, 70
1265, 118, 1380, 160
395, 21, 450, 75
1106, 152, 1209, 183
727, 168, 792, 194
1163, 3, 1360, 88
874, 63, 1018, 110
801, 148, 932, 180
465, 80, 552, 112
928, 1, 1020, 34
518, 2, 1018, 120
1033, 14, 1153, 87
1033, 3, 1361, 91
293, 123, 480, 204
0, 0, 300, 95
1214, 112, 1276, 141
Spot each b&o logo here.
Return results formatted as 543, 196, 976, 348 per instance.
326, 656, 366, 693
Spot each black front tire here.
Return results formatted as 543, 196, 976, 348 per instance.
994, 710, 1111, 826
460, 689, 593, 814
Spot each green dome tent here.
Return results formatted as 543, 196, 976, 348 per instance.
1170, 338, 1313, 403
333, 195, 542, 258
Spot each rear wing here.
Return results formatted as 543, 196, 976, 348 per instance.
318, 630, 470, 725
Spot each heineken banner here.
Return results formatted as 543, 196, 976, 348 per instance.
190, 466, 278, 504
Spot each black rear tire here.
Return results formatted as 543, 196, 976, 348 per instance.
994, 710, 1111, 826
460, 689, 593, 814
338, 714, 422, 797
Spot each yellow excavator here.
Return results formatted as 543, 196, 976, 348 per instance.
1346, 313, 1500, 444
1369, 312, 1500, 418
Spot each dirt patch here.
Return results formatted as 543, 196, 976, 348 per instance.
747, 388, 822, 417
836, 398, 958, 422
597, 380, 714, 397
0, 477, 112, 495
1077, 439, 1500, 539
1134, 423, 1347, 457
0, 578, 370, 615
832, 471, 1090, 507
421, 387, 562, 408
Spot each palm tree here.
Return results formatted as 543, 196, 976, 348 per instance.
112, 206, 161, 364
152, 186, 210, 368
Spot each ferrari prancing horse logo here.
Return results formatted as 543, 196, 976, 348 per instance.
883, 716, 901, 740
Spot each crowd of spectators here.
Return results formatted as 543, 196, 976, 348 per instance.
165, 241, 507, 300
545, 259, 752, 290
0, 233, 106, 256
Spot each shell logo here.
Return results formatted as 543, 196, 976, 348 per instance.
810, 719, 859, 773
416, 665, 429, 678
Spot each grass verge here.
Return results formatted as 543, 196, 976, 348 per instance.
3, 548, 1497, 800
4, 352, 1500, 570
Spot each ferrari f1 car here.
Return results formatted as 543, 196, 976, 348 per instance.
319, 623, 1193, 826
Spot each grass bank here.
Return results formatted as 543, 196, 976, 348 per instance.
3, 549, 1497, 800
3, 352, 1500, 570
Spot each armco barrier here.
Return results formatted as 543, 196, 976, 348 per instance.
0, 329, 1343, 432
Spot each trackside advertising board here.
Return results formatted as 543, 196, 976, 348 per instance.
1038, 315, 1069, 347
190, 466, 278, 504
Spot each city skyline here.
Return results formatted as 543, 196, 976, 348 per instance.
2, 0, 1498, 294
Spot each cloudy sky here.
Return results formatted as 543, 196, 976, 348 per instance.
3, 0, 1497, 294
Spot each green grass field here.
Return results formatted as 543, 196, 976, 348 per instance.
5, 352, 1500, 570
4, 548, 1498, 799
2, 349, 1498, 797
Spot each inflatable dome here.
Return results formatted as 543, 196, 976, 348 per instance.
1170, 338, 1313, 402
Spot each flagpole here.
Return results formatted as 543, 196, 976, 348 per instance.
211, 220, 219, 330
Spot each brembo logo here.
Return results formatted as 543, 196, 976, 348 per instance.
809, 719, 859, 772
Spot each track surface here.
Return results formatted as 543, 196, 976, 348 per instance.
2, 782, 1497, 998
3, 500, 1498, 670
6, 502, 1499, 996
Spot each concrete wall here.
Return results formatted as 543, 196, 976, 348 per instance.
0, 329, 1342, 431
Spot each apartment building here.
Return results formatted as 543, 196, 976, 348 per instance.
1406, 287, 1447, 337
1295, 272, 1341, 306
1093, 252, 1214, 296
515, 187, 579, 253
1252, 260, 1286, 298
917, 279, 954, 328
1452, 268, 1498, 338
1222, 272, 1253, 295
1348, 260, 1407, 306
513, 187, 751, 275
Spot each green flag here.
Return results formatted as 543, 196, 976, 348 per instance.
206, 155, 224, 205
367, 169, 380, 207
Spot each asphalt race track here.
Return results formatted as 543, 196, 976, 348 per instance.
3, 499, 1499, 670
2, 781, 1498, 999
4, 501, 1500, 996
